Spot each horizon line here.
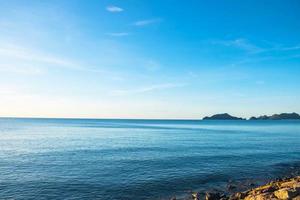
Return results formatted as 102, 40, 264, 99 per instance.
0, 112, 299, 121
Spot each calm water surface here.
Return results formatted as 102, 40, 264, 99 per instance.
1, 118, 300, 199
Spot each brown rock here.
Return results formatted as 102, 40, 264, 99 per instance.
274, 188, 299, 199
280, 180, 297, 188
244, 194, 270, 200
261, 186, 277, 193
253, 184, 276, 193
292, 195, 300, 200
293, 183, 300, 189
194, 176, 300, 200
229, 192, 247, 200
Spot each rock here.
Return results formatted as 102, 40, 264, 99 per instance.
190, 176, 300, 200
261, 186, 277, 193
220, 193, 227, 199
205, 192, 221, 200
293, 196, 300, 200
229, 192, 247, 200
244, 194, 269, 200
274, 188, 299, 199
294, 183, 300, 189
253, 183, 276, 193
280, 180, 297, 188
191, 192, 200, 200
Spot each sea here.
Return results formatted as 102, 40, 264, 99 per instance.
1, 118, 300, 200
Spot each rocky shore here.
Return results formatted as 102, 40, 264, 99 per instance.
183, 176, 300, 200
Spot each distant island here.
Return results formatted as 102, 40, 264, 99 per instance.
202, 112, 300, 120
249, 112, 300, 120
203, 113, 245, 120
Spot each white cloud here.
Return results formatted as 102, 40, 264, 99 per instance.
271, 44, 300, 52
213, 38, 263, 53
0, 63, 44, 75
110, 83, 187, 96
133, 18, 162, 27
213, 38, 300, 55
106, 6, 124, 12
0, 43, 119, 75
0, 42, 131, 81
107, 32, 130, 37
0, 44, 78, 69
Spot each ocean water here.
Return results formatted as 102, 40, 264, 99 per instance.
1, 118, 300, 200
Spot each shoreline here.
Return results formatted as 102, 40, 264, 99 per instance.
169, 161, 300, 200
207, 176, 300, 200
168, 161, 300, 200
176, 176, 300, 200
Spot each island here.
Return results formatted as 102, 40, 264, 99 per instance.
202, 113, 245, 120
203, 112, 300, 120
249, 112, 300, 120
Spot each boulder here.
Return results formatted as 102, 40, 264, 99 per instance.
229, 192, 247, 200
205, 192, 221, 200
244, 194, 270, 200
191, 192, 200, 200
274, 188, 299, 199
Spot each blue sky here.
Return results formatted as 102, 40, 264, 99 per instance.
0, 0, 300, 119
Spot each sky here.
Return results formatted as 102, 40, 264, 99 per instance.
0, 0, 300, 119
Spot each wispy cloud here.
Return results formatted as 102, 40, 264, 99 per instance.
213, 38, 300, 55
0, 43, 113, 74
106, 5, 124, 12
106, 32, 130, 37
0, 63, 44, 75
270, 44, 300, 52
110, 83, 186, 96
0, 44, 78, 69
213, 38, 263, 53
132, 18, 162, 27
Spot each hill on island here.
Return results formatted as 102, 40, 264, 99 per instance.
202, 113, 245, 120
249, 112, 300, 120
202, 112, 300, 120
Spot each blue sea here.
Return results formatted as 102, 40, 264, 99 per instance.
1, 118, 300, 200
